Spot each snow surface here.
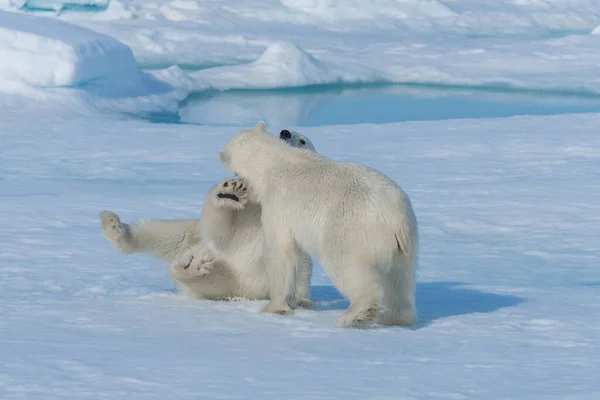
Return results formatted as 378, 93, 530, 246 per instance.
11, 0, 600, 36
3, 0, 600, 117
0, 11, 184, 116
0, 11, 139, 87
1, 102, 600, 399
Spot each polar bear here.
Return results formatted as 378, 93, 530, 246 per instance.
100, 128, 316, 305
218, 121, 419, 328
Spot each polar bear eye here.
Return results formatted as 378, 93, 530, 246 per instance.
299, 139, 306, 145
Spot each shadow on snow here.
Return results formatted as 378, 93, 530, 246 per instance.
311, 281, 525, 328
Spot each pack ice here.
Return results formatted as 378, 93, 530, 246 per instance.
0, 10, 141, 88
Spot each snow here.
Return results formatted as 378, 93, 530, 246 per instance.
157, 42, 379, 93
0, 11, 141, 88
1, 0, 600, 398
4, 1, 600, 115
0, 1, 600, 97
2, 106, 600, 398
0, 11, 184, 116
14, 0, 600, 35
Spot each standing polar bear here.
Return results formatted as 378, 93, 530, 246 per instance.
100, 127, 316, 306
218, 122, 419, 328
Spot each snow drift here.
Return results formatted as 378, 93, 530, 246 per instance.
0, 11, 141, 88
156, 41, 381, 93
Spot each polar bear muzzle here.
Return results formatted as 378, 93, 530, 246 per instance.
279, 129, 315, 151
280, 130, 292, 140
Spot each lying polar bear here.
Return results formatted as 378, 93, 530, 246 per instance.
218, 121, 419, 328
100, 128, 316, 307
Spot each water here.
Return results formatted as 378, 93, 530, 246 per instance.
175, 84, 600, 127
16, 1, 109, 14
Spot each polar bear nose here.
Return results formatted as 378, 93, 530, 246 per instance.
280, 130, 292, 140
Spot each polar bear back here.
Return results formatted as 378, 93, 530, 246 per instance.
220, 122, 418, 260
274, 160, 412, 220
263, 160, 417, 260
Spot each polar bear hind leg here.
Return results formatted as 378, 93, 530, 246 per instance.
169, 245, 216, 281
294, 251, 316, 309
319, 253, 382, 328
100, 210, 130, 248
100, 210, 198, 262
259, 221, 304, 315
379, 254, 417, 326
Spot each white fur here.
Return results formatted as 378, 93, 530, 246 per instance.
100, 127, 316, 307
219, 121, 419, 327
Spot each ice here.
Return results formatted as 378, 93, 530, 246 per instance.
2, 0, 599, 101
0, 11, 184, 116
1, 101, 600, 398
0, 11, 139, 87
196, 41, 366, 90
146, 33, 600, 104
280, 0, 455, 21
178, 89, 328, 126
278, 0, 600, 35
2, 0, 600, 102
7, 0, 599, 35
156, 42, 378, 94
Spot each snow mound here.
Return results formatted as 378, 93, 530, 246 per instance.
10, 0, 109, 12
592, 25, 600, 34
167, 41, 380, 92
243, 41, 342, 87
0, 11, 141, 88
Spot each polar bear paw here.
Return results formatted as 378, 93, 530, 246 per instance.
379, 308, 417, 327
337, 305, 380, 328
169, 246, 215, 280
100, 210, 127, 242
260, 300, 293, 316
295, 298, 317, 310
213, 178, 249, 211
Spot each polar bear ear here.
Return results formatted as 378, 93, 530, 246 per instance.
254, 121, 267, 133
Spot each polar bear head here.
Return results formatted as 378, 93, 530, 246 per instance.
279, 129, 316, 152
218, 121, 324, 181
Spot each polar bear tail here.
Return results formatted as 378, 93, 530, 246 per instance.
393, 199, 419, 262
395, 220, 417, 261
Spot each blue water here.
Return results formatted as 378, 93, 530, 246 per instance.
17, 1, 109, 13
175, 84, 600, 127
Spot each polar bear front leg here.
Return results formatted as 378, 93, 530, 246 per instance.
169, 244, 216, 282
294, 251, 316, 310
260, 214, 299, 316
199, 178, 254, 244
212, 178, 251, 211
